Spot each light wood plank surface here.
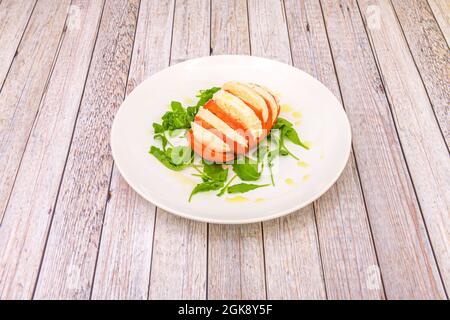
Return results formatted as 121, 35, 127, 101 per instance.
0, 0, 36, 88
0, 0, 71, 223
359, 0, 450, 292
321, 0, 445, 299
284, 0, 383, 299
208, 0, 266, 300
248, 0, 326, 300
0, 0, 104, 300
428, 0, 450, 45
33, 0, 140, 299
391, 0, 450, 149
148, 0, 209, 300
91, 0, 175, 300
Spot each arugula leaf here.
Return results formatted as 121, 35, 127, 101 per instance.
232, 157, 261, 181
185, 87, 221, 122
168, 146, 192, 165
170, 101, 184, 113
203, 162, 228, 182
154, 132, 170, 150
153, 123, 164, 134
274, 117, 309, 150
273, 118, 293, 129
227, 183, 270, 194
149, 146, 191, 171
162, 109, 190, 130
189, 180, 224, 202
196, 87, 221, 108
186, 106, 199, 123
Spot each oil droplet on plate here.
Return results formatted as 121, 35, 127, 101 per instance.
255, 198, 266, 203
285, 178, 295, 185
226, 196, 249, 203
297, 161, 309, 168
295, 120, 301, 127
302, 175, 311, 182
280, 104, 292, 112
292, 111, 302, 119
184, 97, 194, 105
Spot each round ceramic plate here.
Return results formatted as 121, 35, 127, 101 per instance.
111, 55, 351, 224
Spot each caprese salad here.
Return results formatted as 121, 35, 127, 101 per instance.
150, 81, 309, 201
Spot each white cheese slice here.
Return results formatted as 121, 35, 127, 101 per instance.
191, 122, 231, 153
196, 108, 248, 148
248, 83, 279, 125
213, 90, 263, 138
223, 81, 269, 123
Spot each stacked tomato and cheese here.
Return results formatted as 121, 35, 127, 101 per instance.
188, 81, 280, 162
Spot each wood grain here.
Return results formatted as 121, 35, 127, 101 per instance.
248, 0, 326, 299
33, 0, 139, 299
321, 0, 445, 299
91, 0, 175, 300
284, 0, 383, 299
391, 0, 450, 149
0, 0, 104, 300
0, 0, 71, 223
148, 0, 209, 300
359, 0, 450, 293
0, 0, 36, 88
428, 0, 450, 45
208, 0, 266, 300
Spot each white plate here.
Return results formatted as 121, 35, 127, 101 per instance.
111, 55, 351, 224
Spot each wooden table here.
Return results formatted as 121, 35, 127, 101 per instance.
0, 0, 448, 300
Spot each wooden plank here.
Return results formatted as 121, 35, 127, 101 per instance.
320, 0, 446, 299
148, 0, 209, 300
0, 0, 36, 88
428, 0, 450, 45
359, 0, 450, 293
391, 0, 450, 148
33, 0, 139, 299
247, 0, 326, 299
284, 0, 384, 299
0, 0, 71, 223
207, 0, 266, 300
91, 0, 175, 300
0, 0, 104, 300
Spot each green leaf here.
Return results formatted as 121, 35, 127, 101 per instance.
196, 87, 221, 107
217, 175, 237, 196
170, 101, 184, 113
154, 133, 170, 150
232, 157, 261, 181
153, 122, 164, 134
274, 117, 309, 150
203, 162, 228, 182
167, 146, 192, 165
273, 117, 293, 129
227, 183, 270, 194
168, 128, 185, 137
189, 180, 224, 202
186, 106, 199, 122
284, 127, 309, 150
149, 146, 191, 171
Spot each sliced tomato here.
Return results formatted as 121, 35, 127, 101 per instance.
187, 130, 235, 163
194, 116, 247, 155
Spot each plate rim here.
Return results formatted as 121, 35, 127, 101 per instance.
111, 54, 352, 224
